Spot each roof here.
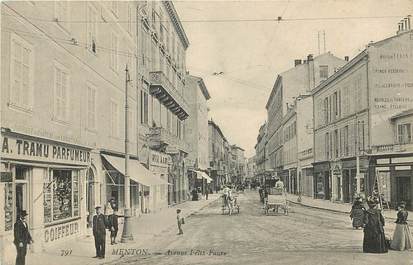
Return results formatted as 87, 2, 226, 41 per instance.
208, 119, 227, 142
390, 108, 413, 121
311, 50, 368, 95
231, 145, 245, 151
163, 1, 190, 50
187, 75, 211, 100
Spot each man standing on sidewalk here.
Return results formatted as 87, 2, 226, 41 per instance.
14, 210, 33, 265
176, 209, 184, 235
93, 206, 107, 259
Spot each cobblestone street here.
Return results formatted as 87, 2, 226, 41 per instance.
104, 191, 413, 265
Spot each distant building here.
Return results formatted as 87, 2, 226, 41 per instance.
266, 53, 346, 192
208, 119, 228, 190
185, 75, 211, 192
255, 122, 268, 184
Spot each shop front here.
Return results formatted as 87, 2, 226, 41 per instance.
341, 158, 368, 203
0, 132, 91, 265
300, 167, 314, 197
313, 162, 330, 200
101, 153, 169, 216
149, 150, 171, 212
372, 155, 413, 210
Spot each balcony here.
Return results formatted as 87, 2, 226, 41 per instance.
371, 143, 413, 154
148, 127, 190, 154
149, 71, 189, 120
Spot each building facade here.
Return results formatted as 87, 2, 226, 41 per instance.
137, 1, 190, 205
0, 1, 144, 263
254, 122, 268, 184
313, 25, 413, 207
185, 75, 211, 192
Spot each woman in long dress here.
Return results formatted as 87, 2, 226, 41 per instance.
363, 196, 388, 253
390, 201, 413, 251
350, 197, 365, 229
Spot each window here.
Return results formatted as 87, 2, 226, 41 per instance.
55, 0, 70, 32
87, 4, 98, 53
54, 63, 70, 122
167, 109, 171, 133
10, 34, 34, 111
325, 132, 330, 159
355, 77, 362, 111
87, 84, 96, 129
323, 97, 328, 124
111, 1, 119, 17
333, 92, 338, 118
44, 169, 80, 223
110, 100, 119, 137
110, 33, 118, 72
140, 89, 149, 125
397, 123, 412, 144
320, 65, 328, 79
344, 126, 349, 156
334, 129, 339, 157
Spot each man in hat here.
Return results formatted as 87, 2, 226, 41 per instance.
14, 210, 33, 265
93, 206, 107, 259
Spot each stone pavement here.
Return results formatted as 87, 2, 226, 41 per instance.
26, 193, 220, 265
287, 193, 413, 225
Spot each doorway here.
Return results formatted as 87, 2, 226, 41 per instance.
15, 166, 30, 220
342, 170, 350, 203
86, 168, 95, 228
396, 176, 411, 208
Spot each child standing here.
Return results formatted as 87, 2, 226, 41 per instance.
176, 209, 184, 235
108, 208, 118, 245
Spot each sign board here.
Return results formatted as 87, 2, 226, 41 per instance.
1, 135, 91, 166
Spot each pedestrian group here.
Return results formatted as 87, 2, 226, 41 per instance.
350, 195, 412, 253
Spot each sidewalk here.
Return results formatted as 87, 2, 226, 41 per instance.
27, 194, 220, 265
287, 193, 412, 224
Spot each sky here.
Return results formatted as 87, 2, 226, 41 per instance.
174, 0, 413, 158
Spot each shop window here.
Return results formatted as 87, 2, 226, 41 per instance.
4, 183, 13, 231
43, 169, 80, 224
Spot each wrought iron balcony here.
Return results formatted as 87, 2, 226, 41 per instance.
149, 71, 189, 120
148, 126, 190, 153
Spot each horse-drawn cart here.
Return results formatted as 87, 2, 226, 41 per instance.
264, 188, 288, 215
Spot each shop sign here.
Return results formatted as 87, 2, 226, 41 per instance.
1, 135, 91, 165
44, 220, 80, 243
150, 151, 171, 167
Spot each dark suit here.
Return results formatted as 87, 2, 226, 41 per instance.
108, 214, 118, 239
14, 219, 32, 265
93, 214, 107, 258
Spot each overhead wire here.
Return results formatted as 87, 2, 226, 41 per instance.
1, 11, 405, 24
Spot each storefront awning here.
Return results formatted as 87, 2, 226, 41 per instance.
102, 154, 169, 186
191, 170, 213, 183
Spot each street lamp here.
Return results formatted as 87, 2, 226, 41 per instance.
121, 65, 133, 243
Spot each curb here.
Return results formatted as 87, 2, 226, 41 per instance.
288, 200, 350, 214
288, 200, 403, 223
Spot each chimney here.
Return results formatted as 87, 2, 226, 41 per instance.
307, 54, 314, 62
294, 59, 302, 67
344, 56, 349, 62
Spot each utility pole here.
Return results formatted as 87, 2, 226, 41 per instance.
121, 65, 133, 243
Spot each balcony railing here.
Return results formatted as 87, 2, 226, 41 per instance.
371, 142, 413, 154
149, 71, 189, 120
148, 126, 190, 153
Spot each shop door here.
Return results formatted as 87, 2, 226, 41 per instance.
396, 177, 410, 207
342, 170, 350, 203
86, 169, 95, 227
324, 171, 331, 200
15, 166, 30, 220
16, 183, 28, 217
